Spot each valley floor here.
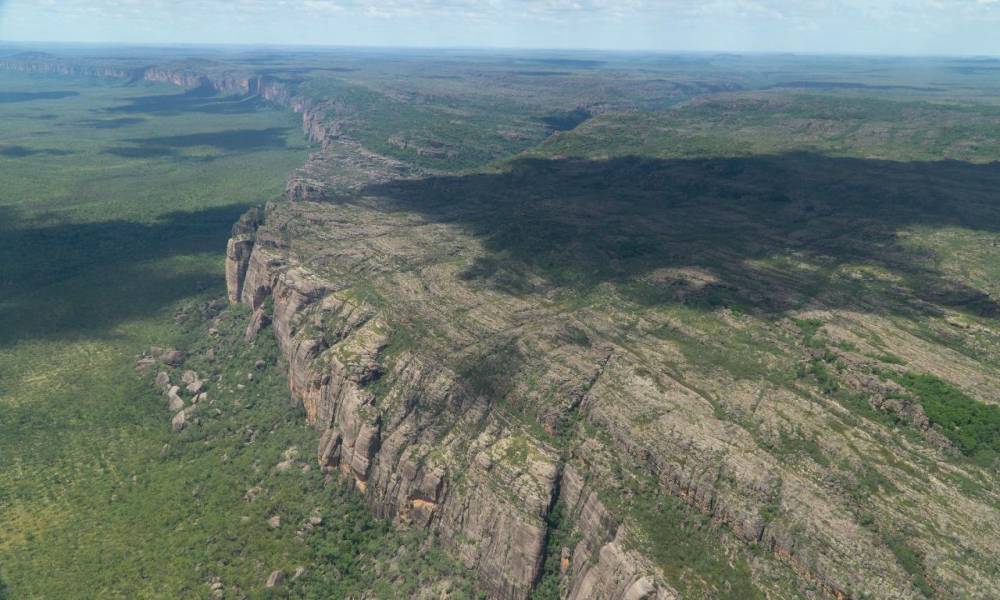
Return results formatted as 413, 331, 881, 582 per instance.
0, 72, 471, 598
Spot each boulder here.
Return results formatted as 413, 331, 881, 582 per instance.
172, 404, 199, 432
268, 515, 281, 528
171, 410, 188, 432
167, 386, 185, 412
265, 570, 284, 588
181, 370, 198, 384
155, 371, 171, 390
244, 485, 262, 502
168, 395, 185, 413
623, 576, 658, 600
160, 349, 185, 366
186, 380, 205, 395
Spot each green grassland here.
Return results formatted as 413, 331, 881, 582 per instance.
0, 72, 471, 598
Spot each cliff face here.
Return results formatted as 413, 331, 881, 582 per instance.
0, 59, 140, 80
222, 161, 1000, 599
0, 57, 297, 114
223, 207, 839, 600
226, 225, 674, 600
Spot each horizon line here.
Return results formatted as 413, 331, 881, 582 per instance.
1, 39, 998, 61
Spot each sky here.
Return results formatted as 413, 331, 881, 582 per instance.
2, 0, 1000, 55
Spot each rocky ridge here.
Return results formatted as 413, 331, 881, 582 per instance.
220, 170, 1000, 599
225, 217, 677, 599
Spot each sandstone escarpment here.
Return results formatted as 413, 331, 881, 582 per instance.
225, 219, 674, 600
0, 56, 302, 118
223, 176, 1000, 600
560, 466, 675, 600
0, 57, 140, 80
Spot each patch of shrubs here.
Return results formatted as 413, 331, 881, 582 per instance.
894, 372, 1000, 464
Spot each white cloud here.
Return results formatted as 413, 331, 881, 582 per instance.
2, 0, 1000, 53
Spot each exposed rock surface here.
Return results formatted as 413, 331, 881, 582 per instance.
160, 349, 185, 366
226, 221, 676, 600
171, 409, 189, 432
265, 569, 285, 588
167, 386, 185, 412
560, 466, 675, 600
225, 180, 1000, 599
244, 308, 272, 342
155, 371, 170, 390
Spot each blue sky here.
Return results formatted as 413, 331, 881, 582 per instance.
2, 1, 1000, 55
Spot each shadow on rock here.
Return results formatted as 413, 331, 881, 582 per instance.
359, 153, 1000, 319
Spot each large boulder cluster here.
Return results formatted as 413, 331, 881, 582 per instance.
140, 348, 210, 432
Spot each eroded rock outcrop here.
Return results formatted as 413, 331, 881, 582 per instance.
221, 188, 999, 600
560, 466, 675, 600
224, 217, 679, 599
225, 208, 263, 304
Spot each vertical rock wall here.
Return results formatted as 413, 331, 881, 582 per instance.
225, 225, 672, 600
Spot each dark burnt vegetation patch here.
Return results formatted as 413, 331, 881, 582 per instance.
104, 146, 179, 159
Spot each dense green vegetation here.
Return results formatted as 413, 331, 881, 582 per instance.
894, 372, 1000, 462
631, 490, 765, 600
535, 94, 1000, 164
529, 501, 570, 600
298, 76, 551, 171
0, 71, 471, 598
